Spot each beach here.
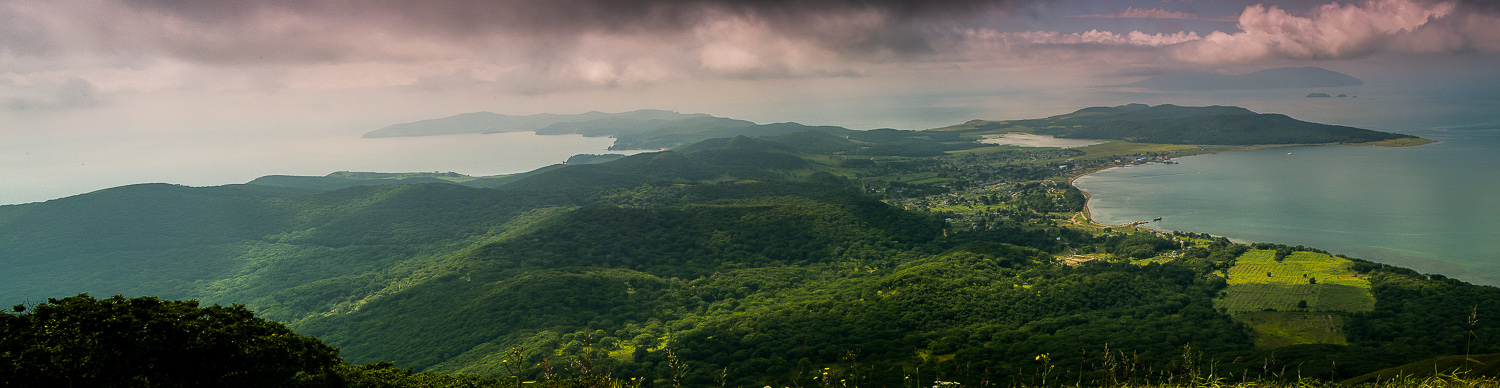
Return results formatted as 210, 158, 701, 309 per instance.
1070, 136, 1500, 286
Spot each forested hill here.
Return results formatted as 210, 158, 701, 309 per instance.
1, 111, 1473, 387
937, 103, 1421, 145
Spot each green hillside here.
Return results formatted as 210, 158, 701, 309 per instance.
2, 108, 1477, 387
1341, 353, 1500, 385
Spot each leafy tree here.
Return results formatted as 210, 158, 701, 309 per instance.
0, 294, 341, 387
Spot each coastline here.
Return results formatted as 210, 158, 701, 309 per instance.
1063, 138, 1434, 232
1066, 165, 1133, 229
1062, 135, 1496, 286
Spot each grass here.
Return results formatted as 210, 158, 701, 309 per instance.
1129, 256, 1178, 266
1213, 250, 1375, 349
1350, 137, 1438, 147
467, 346, 1500, 388
924, 120, 1032, 134
494, 373, 1500, 388
1225, 251, 1369, 288
1218, 283, 1374, 313
947, 144, 1031, 154
1096, 376, 1500, 388
1216, 251, 1374, 313
1232, 311, 1348, 349
1073, 141, 1231, 160
1342, 353, 1500, 386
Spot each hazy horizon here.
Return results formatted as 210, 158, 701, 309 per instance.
4, 0, 1499, 205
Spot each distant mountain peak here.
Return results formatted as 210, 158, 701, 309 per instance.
1127, 67, 1364, 91
1067, 103, 1253, 117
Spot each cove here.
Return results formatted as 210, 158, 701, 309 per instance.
1074, 129, 1500, 286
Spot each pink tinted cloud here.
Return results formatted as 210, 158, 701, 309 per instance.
1012, 30, 1202, 47
1173, 0, 1499, 63
1070, 7, 1234, 21
4, 0, 1498, 96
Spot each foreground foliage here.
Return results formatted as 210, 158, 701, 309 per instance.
0, 294, 529, 388
1, 295, 340, 387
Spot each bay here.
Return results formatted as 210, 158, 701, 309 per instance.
1075, 118, 1500, 286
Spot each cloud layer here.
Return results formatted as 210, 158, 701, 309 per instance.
1070, 7, 1234, 21
1172, 0, 1490, 63
1, 0, 1039, 95
3, 76, 108, 112
1, 0, 1497, 103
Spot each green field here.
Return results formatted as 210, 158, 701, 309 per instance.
1214, 250, 1374, 349
1356, 137, 1439, 147
1074, 141, 1231, 160
1233, 311, 1348, 349
1216, 250, 1373, 313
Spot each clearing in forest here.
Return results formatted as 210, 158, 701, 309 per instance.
1234, 311, 1349, 349
1215, 250, 1375, 349
1217, 250, 1373, 312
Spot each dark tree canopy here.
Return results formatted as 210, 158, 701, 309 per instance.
0, 294, 342, 388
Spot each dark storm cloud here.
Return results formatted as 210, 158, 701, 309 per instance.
1453, 0, 1500, 13
123, 0, 1017, 31
115, 0, 1034, 63
9, 0, 1494, 96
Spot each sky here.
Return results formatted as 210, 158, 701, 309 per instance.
2, 0, 1499, 204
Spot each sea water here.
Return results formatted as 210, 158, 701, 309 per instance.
1074, 79, 1500, 286
0, 131, 632, 206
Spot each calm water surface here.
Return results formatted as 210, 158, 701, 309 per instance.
1, 131, 633, 206
1075, 118, 1500, 285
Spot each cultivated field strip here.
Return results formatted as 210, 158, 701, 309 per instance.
1216, 250, 1374, 313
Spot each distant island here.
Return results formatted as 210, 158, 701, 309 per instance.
368, 103, 1421, 153
933, 103, 1425, 146
1128, 66, 1364, 91
1308, 92, 1333, 98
